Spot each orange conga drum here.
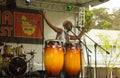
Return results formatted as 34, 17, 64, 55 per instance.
64, 42, 83, 77
44, 39, 64, 77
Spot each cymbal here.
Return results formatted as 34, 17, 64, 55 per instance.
0, 42, 4, 46
26, 51, 36, 55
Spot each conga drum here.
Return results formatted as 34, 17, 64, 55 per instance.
64, 42, 83, 77
44, 39, 64, 77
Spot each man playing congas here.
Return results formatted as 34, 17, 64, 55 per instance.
43, 12, 90, 43
43, 12, 90, 77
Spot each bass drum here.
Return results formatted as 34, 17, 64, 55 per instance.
8, 57, 27, 77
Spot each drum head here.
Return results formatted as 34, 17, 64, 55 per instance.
8, 57, 27, 77
45, 39, 63, 48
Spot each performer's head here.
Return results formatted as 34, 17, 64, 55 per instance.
63, 20, 73, 32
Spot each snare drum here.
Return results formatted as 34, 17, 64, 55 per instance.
44, 39, 64, 77
64, 42, 83, 77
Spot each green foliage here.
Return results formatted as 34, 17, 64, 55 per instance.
91, 7, 120, 30
117, 68, 120, 74
97, 32, 120, 76
85, 8, 94, 23
102, 21, 112, 29
97, 34, 111, 50
84, 8, 94, 32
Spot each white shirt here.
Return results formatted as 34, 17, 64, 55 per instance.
56, 30, 70, 43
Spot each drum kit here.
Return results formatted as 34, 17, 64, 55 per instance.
0, 42, 36, 77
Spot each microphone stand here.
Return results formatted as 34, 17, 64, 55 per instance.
94, 43, 97, 78
84, 32, 110, 78
83, 38, 92, 78
74, 27, 110, 78
83, 33, 110, 54
70, 30, 93, 78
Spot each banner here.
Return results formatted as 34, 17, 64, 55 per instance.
0, 6, 44, 44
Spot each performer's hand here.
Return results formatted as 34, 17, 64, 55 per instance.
43, 10, 47, 18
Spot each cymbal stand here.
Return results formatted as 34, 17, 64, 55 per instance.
27, 51, 35, 75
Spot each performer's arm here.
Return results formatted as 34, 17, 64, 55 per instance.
43, 13, 63, 34
70, 22, 90, 40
